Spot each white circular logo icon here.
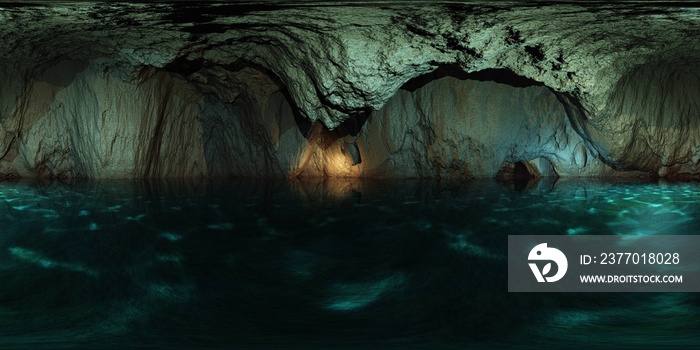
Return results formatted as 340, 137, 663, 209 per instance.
528, 243, 568, 282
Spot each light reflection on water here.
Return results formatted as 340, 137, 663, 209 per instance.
0, 178, 699, 349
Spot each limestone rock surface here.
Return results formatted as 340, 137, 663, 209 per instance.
0, 2, 697, 179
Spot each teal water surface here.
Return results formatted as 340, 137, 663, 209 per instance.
0, 178, 699, 349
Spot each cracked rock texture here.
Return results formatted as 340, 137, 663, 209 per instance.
0, 2, 698, 179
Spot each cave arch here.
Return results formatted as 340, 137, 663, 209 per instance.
496, 158, 558, 190
496, 158, 559, 181
152, 60, 606, 179
352, 65, 592, 179
150, 59, 603, 180
400, 64, 546, 93
164, 58, 375, 178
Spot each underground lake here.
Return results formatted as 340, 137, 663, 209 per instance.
1, 178, 700, 349
1, 0, 700, 348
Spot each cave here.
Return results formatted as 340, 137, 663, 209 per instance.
1, 2, 700, 349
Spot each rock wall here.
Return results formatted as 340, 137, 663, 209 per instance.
590, 58, 700, 178
0, 59, 628, 179
0, 2, 698, 179
294, 72, 623, 179
0, 62, 307, 178
1, 63, 206, 178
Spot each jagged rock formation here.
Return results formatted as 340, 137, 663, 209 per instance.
0, 2, 698, 179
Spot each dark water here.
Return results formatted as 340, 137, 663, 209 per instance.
1, 177, 700, 349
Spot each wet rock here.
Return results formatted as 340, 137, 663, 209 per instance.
350, 76, 619, 178
0, 2, 697, 179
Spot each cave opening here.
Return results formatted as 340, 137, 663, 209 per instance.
513, 161, 536, 180
401, 64, 545, 92
496, 160, 540, 180
363, 63, 572, 179
160, 57, 338, 178
161, 57, 375, 179
8, 54, 585, 181
495, 159, 556, 191
4, 3, 700, 349
291, 118, 367, 178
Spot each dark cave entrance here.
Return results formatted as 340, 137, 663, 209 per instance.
158, 58, 578, 179
400, 64, 545, 92
164, 57, 372, 178
496, 161, 540, 191
395, 64, 566, 180
514, 161, 535, 180
496, 161, 540, 181
496, 158, 558, 191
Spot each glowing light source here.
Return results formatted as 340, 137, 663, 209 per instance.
291, 123, 363, 178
